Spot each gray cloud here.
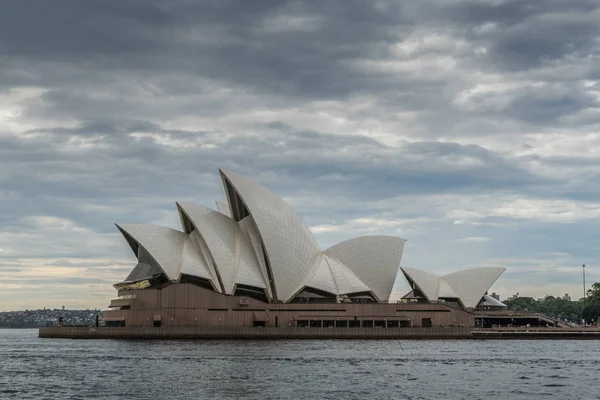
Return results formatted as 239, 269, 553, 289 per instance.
2, 0, 600, 308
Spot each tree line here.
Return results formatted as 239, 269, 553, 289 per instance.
503, 282, 600, 324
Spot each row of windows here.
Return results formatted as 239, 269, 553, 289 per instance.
294, 320, 416, 328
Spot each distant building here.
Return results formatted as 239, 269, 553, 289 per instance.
490, 292, 500, 301
507, 293, 519, 301
563, 293, 571, 301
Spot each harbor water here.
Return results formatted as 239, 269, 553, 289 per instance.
1, 329, 598, 399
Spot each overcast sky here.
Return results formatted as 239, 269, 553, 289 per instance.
2, 0, 600, 310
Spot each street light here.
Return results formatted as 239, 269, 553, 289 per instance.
583, 264, 587, 326
583, 264, 587, 306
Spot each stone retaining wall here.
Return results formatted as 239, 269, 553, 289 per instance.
39, 326, 474, 340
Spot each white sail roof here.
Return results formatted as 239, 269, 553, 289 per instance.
239, 216, 272, 298
437, 278, 459, 299
302, 255, 338, 295
324, 236, 405, 302
177, 202, 267, 294
235, 227, 268, 290
177, 202, 237, 292
180, 233, 218, 289
187, 229, 223, 293
398, 266, 506, 309
324, 255, 371, 295
116, 223, 185, 281
124, 246, 163, 282
442, 267, 506, 308
220, 169, 322, 302
400, 267, 439, 301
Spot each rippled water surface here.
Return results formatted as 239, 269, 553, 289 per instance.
1, 329, 599, 399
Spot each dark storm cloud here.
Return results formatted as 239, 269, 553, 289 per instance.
0, 0, 406, 99
2, 0, 600, 307
440, 0, 600, 70
462, 82, 600, 125
1, 0, 598, 213
0, 1, 172, 55
2, 0, 597, 127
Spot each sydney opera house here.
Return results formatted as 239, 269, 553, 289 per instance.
102, 169, 505, 329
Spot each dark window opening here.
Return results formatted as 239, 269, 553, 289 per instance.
180, 275, 215, 290
105, 320, 126, 327
253, 321, 266, 327
291, 287, 337, 303
438, 298, 463, 309
153, 320, 161, 327
234, 285, 269, 303
421, 318, 433, 328
293, 319, 405, 328
344, 292, 378, 303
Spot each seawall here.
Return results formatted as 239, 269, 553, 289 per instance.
39, 326, 600, 340
39, 326, 474, 339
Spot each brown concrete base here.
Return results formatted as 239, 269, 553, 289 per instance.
39, 326, 475, 340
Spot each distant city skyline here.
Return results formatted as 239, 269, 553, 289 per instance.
2, 1, 600, 310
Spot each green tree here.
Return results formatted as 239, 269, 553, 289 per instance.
582, 283, 600, 323
504, 294, 585, 323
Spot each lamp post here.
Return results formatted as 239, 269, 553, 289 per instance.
583, 264, 586, 326
583, 264, 587, 306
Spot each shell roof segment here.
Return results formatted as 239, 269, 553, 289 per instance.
324, 255, 372, 295
437, 278, 459, 299
400, 267, 439, 301
324, 236, 406, 302
177, 201, 267, 294
116, 223, 186, 281
220, 169, 322, 302
235, 227, 269, 291
399, 266, 506, 309
180, 233, 218, 289
301, 255, 338, 295
442, 267, 506, 308
238, 216, 273, 299
124, 246, 163, 282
